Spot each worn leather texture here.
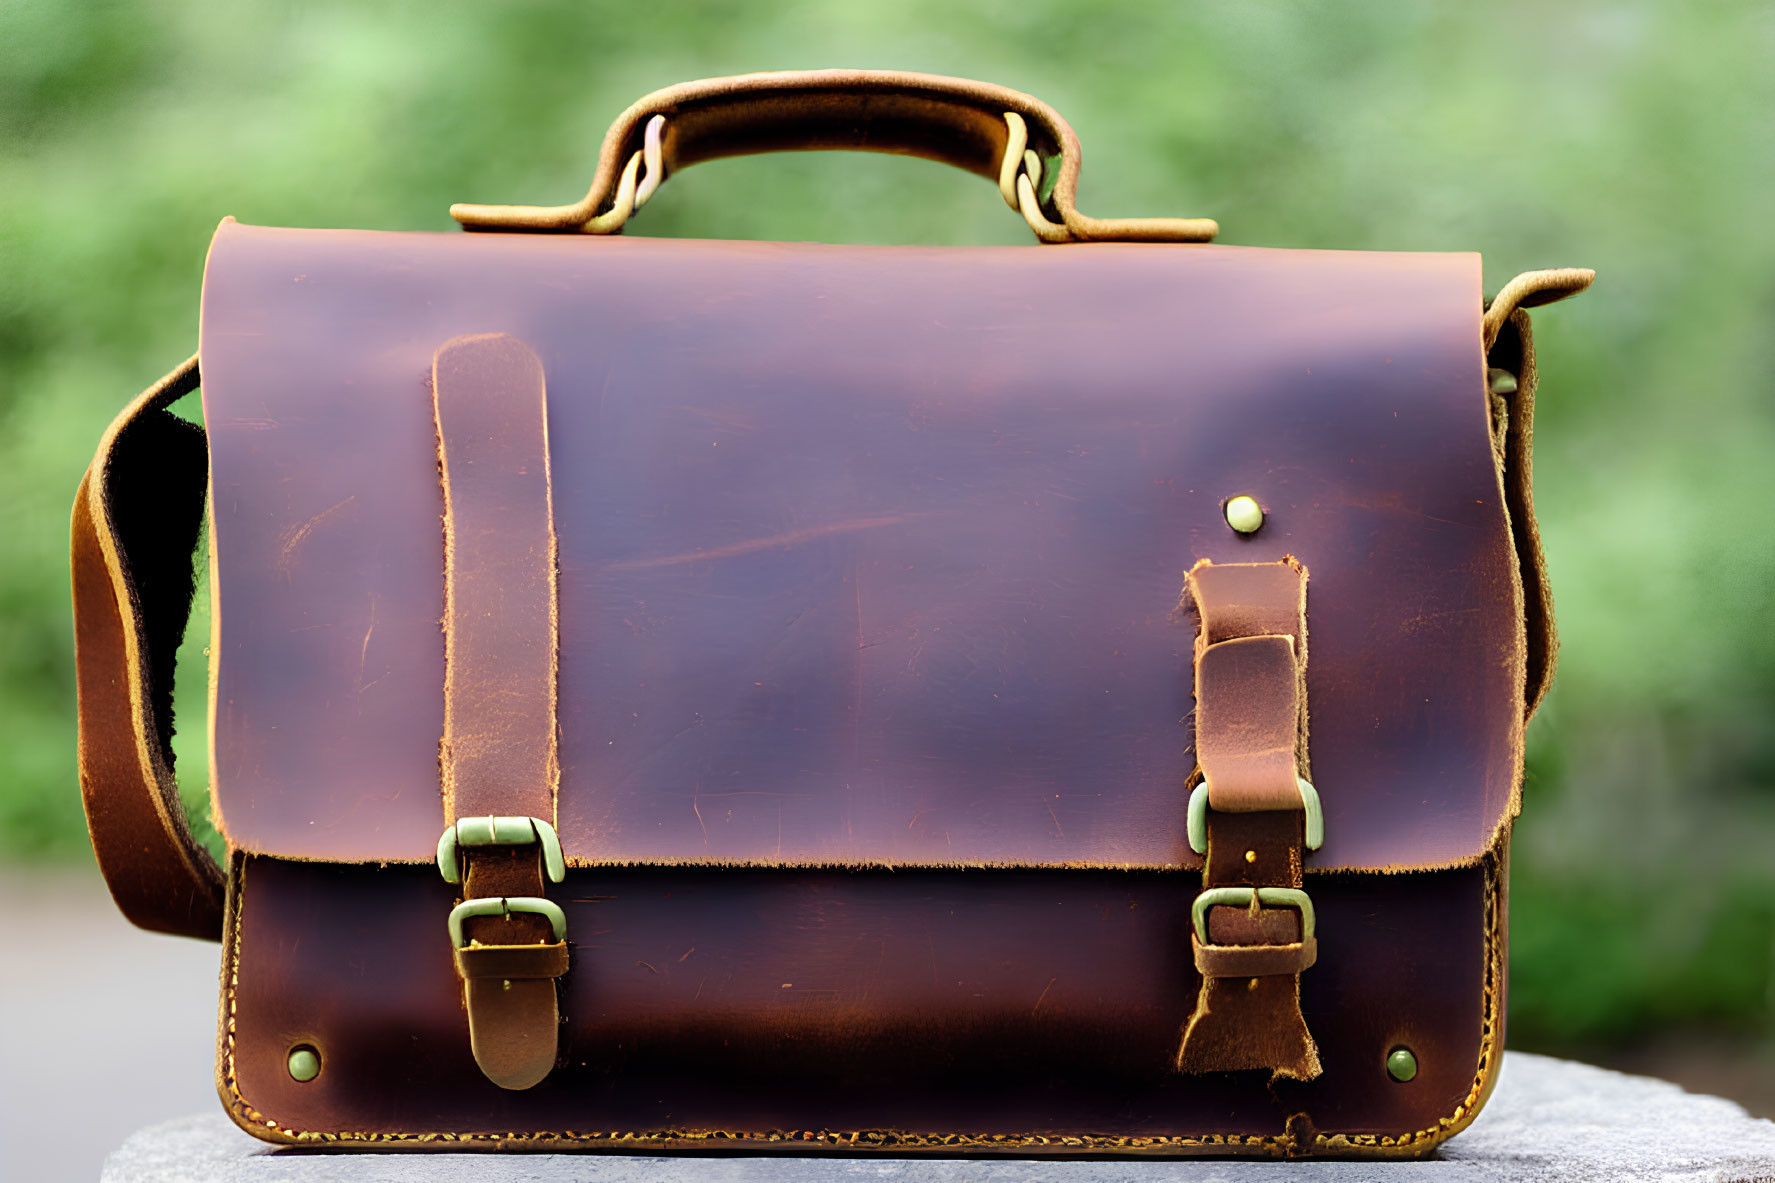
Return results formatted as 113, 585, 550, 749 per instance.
1176, 560, 1318, 1079
450, 69, 1216, 241
65, 53, 1589, 1151
219, 851, 1505, 1154
66, 164, 1566, 1148
200, 220, 1526, 875
431, 331, 569, 1088
432, 333, 560, 828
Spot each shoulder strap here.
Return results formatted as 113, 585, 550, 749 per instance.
71, 355, 224, 941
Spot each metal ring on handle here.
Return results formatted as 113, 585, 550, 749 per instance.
633, 114, 665, 209
1003, 120, 1074, 244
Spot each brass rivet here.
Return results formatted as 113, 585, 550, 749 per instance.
287, 1045, 321, 1083
1224, 495, 1264, 534
1247, 978, 1260, 991
1387, 1046, 1418, 1082
1244, 849, 1257, 863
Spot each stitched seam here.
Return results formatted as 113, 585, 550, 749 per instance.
207, 852, 1498, 873
217, 853, 1275, 1149
1310, 849, 1501, 1150
220, 854, 253, 1128
219, 855, 1500, 1152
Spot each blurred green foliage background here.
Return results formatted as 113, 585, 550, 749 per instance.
3, 0, 1771, 1089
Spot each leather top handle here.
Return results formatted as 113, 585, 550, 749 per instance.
451, 69, 1219, 244
72, 356, 224, 941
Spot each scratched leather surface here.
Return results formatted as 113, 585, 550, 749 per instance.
223, 856, 1494, 1144
200, 220, 1518, 871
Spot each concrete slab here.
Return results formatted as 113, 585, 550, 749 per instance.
0, 867, 221, 1182
100, 1053, 1775, 1183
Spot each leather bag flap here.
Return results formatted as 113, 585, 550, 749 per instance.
199, 219, 1523, 873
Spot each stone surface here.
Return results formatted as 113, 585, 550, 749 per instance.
100, 1053, 1775, 1183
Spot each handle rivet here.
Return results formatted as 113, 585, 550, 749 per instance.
287, 1045, 322, 1083
1225, 495, 1264, 534
1387, 1046, 1418, 1082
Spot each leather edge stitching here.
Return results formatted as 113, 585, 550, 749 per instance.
217, 850, 1503, 1155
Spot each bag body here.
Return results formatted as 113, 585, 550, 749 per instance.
71, 71, 1590, 1157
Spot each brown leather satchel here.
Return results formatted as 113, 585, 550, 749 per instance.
73, 70, 1592, 1157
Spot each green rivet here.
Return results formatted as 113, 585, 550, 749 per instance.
1387, 1046, 1418, 1082
1487, 368, 1519, 395
287, 1046, 321, 1083
1224, 495, 1264, 534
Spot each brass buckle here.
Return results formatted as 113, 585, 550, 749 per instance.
435, 816, 566, 885
448, 896, 567, 948
1191, 886, 1315, 946
1187, 778, 1323, 855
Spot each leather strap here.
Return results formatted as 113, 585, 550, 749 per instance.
459, 848, 564, 1091
435, 333, 559, 826
71, 355, 224, 941
1175, 559, 1321, 1080
432, 332, 566, 1090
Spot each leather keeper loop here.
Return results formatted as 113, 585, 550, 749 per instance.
454, 941, 570, 982
1193, 936, 1318, 979
1196, 635, 1304, 813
